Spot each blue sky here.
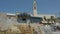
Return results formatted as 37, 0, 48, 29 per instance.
0, 0, 60, 15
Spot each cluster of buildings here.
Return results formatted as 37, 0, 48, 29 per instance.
0, 0, 60, 33
0, 0, 60, 34
0, 0, 59, 29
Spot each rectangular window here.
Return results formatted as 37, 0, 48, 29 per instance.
30, 17, 43, 23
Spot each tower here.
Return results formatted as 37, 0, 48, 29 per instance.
33, 0, 37, 16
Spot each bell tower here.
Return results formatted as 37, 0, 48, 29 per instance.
33, 0, 37, 16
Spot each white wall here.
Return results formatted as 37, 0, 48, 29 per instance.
35, 14, 56, 19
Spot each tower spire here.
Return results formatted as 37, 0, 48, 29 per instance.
33, 0, 37, 16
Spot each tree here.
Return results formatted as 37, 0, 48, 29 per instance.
43, 16, 47, 21
50, 16, 55, 23
47, 19, 50, 23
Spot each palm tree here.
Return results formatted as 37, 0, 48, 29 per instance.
50, 16, 55, 23
43, 16, 47, 21
47, 19, 50, 23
